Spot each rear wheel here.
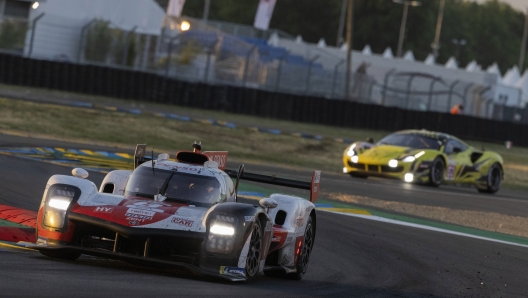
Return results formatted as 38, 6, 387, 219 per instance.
478, 163, 502, 194
428, 157, 445, 187
288, 216, 315, 280
245, 219, 263, 281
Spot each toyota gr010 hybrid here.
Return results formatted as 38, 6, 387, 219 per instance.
342, 130, 503, 193
35, 143, 321, 282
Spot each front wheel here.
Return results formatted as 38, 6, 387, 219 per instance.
245, 219, 263, 281
478, 163, 502, 194
428, 157, 445, 187
288, 215, 315, 280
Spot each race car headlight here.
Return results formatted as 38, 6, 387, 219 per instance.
206, 214, 237, 254
210, 224, 235, 236
388, 159, 398, 168
402, 156, 416, 163
346, 144, 357, 157
351, 156, 359, 163
43, 186, 77, 230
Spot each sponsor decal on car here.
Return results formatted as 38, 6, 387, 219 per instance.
129, 221, 140, 226
314, 171, 321, 183
171, 217, 194, 227
126, 208, 156, 217
125, 213, 153, 222
272, 235, 281, 242
36, 236, 48, 246
125, 201, 170, 212
94, 207, 114, 213
219, 266, 245, 278
244, 216, 254, 222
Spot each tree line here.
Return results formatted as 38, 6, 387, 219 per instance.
179, 0, 526, 74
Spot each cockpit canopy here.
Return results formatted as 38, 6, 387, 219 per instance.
124, 166, 234, 206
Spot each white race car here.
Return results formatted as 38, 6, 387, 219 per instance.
35, 143, 321, 282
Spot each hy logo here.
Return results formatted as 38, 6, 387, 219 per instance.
94, 207, 114, 213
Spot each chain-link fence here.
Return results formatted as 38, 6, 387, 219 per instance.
0, 13, 525, 123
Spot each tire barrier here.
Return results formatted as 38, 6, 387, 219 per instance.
0, 53, 527, 146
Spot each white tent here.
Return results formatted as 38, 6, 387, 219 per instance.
486, 63, 501, 76
465, 60, 479, 72
268, 32, 280, 46
295, 35, 304, 44
502, 66, 520, 86
382, 47, 394, 59
317, 38, 327, 48
445, 57, 458, 69
362, 45, 372, 55
515, 70, 528, 106
424, 54, 435, 65
403, 50, 415, 61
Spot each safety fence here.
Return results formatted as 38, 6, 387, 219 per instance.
1, 13, 520, 122
0, 52, 527, 147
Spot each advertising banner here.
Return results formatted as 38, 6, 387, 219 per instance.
254, 0, 277, 30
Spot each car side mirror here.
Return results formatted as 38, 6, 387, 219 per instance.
259, 198, 278, 212
453, 147, 462, 153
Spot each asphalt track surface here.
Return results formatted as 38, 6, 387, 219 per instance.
1, 134, 528, 297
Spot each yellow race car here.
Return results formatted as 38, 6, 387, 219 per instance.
342, 130, 504, 193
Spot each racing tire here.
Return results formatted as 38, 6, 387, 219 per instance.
245, 219, 263, 281
477, 163, 502, 194
287, 215, 315, 281
428, 157, 445, 187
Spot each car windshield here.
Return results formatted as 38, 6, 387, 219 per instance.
125, 167, 222, 205
377, 133, 442, 150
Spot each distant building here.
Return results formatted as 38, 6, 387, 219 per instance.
23, 0, 164, 61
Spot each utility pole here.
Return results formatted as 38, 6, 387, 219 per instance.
393, 0, 421, 58
432, 0, 446, 59
203, 0, 211, 22
344, 0, 354, 99
336, 0, 347, 46
519, 9, 528, 70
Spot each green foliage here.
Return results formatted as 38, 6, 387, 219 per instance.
181, 0, 528, 73
84, 20, 137, 67
84, 20, 113, 62
178, 40, 201, 64
0, 19, 27, 51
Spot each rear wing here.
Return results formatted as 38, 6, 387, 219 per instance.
224, 168, 321, 203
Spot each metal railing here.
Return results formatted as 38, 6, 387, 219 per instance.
0, 14, 524, 124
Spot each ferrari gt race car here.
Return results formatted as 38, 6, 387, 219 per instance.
35, 143, 321, 282
342, 129, 503, 193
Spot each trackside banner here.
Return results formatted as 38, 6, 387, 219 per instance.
254, 0, 277, 30
167, 0, 186, 17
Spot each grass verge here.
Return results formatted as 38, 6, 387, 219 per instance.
0, 85, 527, 190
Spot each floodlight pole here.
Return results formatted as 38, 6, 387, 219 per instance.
394, 0, 421, 58
519, 9, 528, 70
203, 0, 211, 22
336, 0, 347, 46
432, 0, 445, 59
344, 0, 353, 100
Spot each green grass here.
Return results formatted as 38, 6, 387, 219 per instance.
0, 84, 527, 190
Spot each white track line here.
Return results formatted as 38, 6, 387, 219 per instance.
322, 209, 528, 248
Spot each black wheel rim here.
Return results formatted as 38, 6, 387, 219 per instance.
298, 222, 314, 274
246, 222, 262, 277
433, 162, 443, 184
